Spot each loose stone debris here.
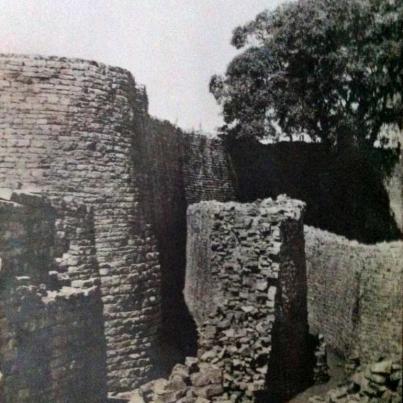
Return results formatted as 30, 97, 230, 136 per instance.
0, 53, 401, 403
309, 359, 402, 403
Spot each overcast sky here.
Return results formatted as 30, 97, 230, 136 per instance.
0, 0, 286, 133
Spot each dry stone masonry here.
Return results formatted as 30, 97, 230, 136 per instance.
0, 53, 236, 397
139, 118, 235, 357
0, 53, 161, 392
0, 52, 401, 402
185, 196, 313, 402
0, 191, 107, 403
305, 226, 403, 364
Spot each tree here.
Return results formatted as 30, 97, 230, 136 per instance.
210, 0, 402, 150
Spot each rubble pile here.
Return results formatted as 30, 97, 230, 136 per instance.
309, 359, 402, 403
127, 357, 227, 403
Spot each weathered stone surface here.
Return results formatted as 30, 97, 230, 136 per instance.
305, 226, 403, 364
0, 53, 236, 393
0, 193, 107, 403
185, 196, 312, 401
0, 53, 161, 392
309, 358, 402, 403
140, 117, 236, 356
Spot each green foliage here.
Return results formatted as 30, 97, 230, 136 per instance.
210, 0, 403, 148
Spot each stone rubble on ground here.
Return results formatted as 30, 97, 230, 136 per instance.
126, 357, 225, 403
0, 53, 402, 403
309, 359, 402, 403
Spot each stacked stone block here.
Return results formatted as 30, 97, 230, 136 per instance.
139, 118, 236, 358
0, 191, 107, 402
141, 118, 236, 249
185, 196, 312, 401
0, 53, 236, 391
181, 133, 235, 206
0, 190, 55, 285
305, 226, 403, 364
0, 53, 161, 392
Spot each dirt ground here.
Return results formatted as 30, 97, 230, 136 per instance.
289, 351, 346, 402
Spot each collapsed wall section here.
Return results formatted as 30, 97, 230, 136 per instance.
185, 196, 311, 401
0, 192, 107, 403
305, 226, 402, 364
0, 54, 160, 392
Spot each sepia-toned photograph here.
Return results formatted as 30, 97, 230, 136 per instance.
0, 1, 401, 402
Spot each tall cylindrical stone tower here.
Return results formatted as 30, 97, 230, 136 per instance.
0, 54, 160, 392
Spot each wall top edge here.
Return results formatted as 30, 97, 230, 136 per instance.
0, 52, 134, 77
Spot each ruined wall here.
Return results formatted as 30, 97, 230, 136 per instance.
185, 197, 312, 401
0, 192, 107, 403
305, 226, 403, 364
140, 118, 236, 359
0, 54, 160, 392
0, 53, 236, 391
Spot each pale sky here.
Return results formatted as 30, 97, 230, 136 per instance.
0, 0, 286, 133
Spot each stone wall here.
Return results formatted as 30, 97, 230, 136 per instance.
0, 53, 161, 392
305, 226, 403, 364
142, 118, 235, 223
185, 196, 312, 401
181, 133, 235, 206
139, 117, 236, 359
0, 192, 107, 403
0, 53, 236, 392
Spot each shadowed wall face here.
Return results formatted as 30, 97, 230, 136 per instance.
139, 118, 236, 365
0, 192, 107, 403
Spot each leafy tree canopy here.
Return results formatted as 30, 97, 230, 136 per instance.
210, 0, 402, 149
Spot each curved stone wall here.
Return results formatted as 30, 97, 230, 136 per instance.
0, 54, 160, 392
305, 226, 402, 364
